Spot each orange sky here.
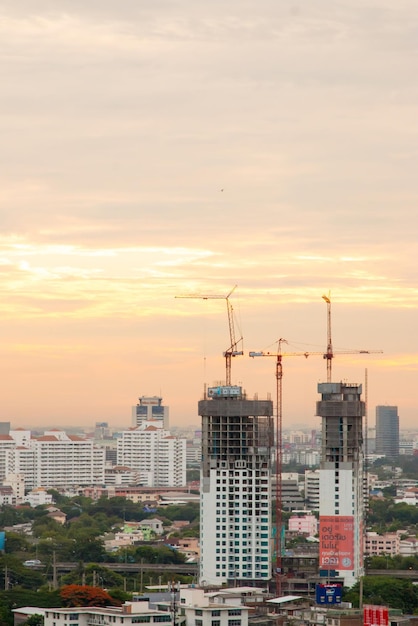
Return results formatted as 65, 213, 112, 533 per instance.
0, 1, 417, 429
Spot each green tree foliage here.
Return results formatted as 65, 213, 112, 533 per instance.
22, 615, 44, 626
4, 531, 31, 555
345, 576, 418, 613
159, 503, 199, 523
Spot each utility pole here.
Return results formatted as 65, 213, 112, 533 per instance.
52, 551, 58, 590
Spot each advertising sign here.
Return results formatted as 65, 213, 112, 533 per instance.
319, 515, 354, 570
364, 604, 389, 626
315, 583, 342, 605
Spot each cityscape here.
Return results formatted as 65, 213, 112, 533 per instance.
2, 0, 418, 625
1, 387, 418, 624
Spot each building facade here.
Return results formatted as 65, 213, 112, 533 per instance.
316, 382, 365, 588
117, 423, 186, 487
375, 405, 399, 459
132, 395, 169, 429
199, 385, 273, 586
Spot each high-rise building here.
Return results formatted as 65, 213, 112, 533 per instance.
117, 422, 186, 488
316, 382, 365, 588
375, 405, 399, 459
132, 396, 169, 429
199, 385, 273, 586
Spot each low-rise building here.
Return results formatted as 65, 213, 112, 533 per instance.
17, 602, 173, 626
288, 511, 318, 536
365, 531, 400, 556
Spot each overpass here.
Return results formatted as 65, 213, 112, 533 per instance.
56, 562, 198, 575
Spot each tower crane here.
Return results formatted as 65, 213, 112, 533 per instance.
321, 292, 382, 382
250, 298, 382, 595
323, 293, 333, 382
175, 285, 243, 386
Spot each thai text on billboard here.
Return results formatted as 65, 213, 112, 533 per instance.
319, 515, 354, 570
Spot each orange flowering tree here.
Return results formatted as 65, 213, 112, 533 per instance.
60, 584, 121, 607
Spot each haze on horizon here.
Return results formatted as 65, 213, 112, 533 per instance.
0, 1, 417, 430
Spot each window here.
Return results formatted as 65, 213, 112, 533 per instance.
196, 620, 203, 626
132, 618, 151, 624
228, 609, 241, 616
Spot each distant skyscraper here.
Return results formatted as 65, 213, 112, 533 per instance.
132, 395, 169, 429
317, 382, 365, 588
199, 385, 273, 586
375, 405, 399, 459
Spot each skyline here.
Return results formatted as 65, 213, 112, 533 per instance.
1, 1, 417, 428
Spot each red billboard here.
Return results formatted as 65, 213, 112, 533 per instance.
319, 515, 354, 570
364, 604, 389, 626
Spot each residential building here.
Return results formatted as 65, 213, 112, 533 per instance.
199, 385, 273, 586
7, 446, 36, 491
104, 465, 140, 486
365, 531, 400, 556
0, 435, 16, 481
117, 423, 186, 487
0, 485, 15, 506
375, 405, 399, 459
305, 469, 320, 511
132, 395, 169, 429
3, 473, 25, 502
31, 430, 105, 489
288, 511, 318, 536
24, 488, 54, 507
41, 602, 173, 626
180, 587, 250, 626
317, 382, 365, 588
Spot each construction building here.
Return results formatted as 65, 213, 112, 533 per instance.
199, 385, 273, 586
316, 382, 365, 588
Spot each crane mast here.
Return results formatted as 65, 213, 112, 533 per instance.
322, 293, 333, 382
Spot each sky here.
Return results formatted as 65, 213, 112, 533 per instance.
0, 0, 417, 430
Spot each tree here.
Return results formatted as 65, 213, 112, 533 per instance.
22, 615, 44, 626
345, 576, 418, 614
60, 584, 121, 607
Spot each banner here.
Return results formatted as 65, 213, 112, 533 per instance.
364, 604, 389, 626
319, 515, 354, 570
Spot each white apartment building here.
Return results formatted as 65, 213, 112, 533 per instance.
24, 487, 54, 507
42, 602, 172, 626
31, 430, 105, 489
0, 435, 17, 481
104, 465, 140, 486
181, 587, 250, 626
305, 469, 320, 511
117, 422, 186, 488
3, 473, 25, 502
7, 446, 36, 491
